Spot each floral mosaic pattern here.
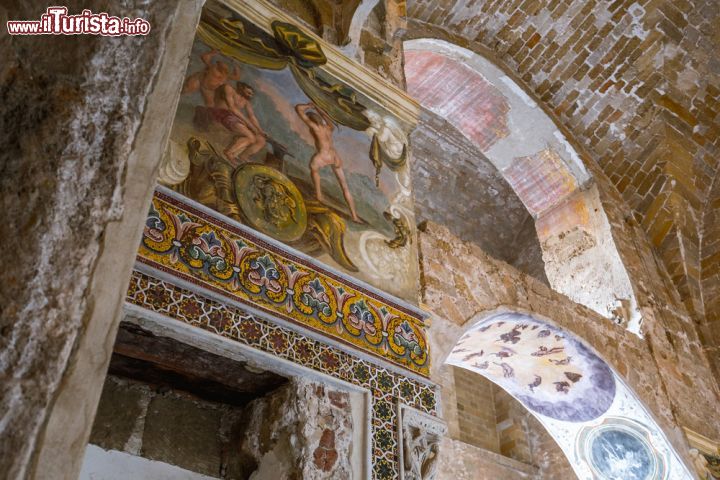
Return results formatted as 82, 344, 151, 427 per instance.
138, 190, 429, 377
126, 270, 438, 480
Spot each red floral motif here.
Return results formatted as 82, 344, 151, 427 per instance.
295, 340, 314, 362
320, 351, 339, 371
207, 310, 228, 331
147, 285, 171, 308
179, 299, 202, 319
268, 331, 288, 351
239, 320, 262, 343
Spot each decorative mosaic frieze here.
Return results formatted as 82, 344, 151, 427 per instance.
126, 270, 438, 480
138, 190, 430, 377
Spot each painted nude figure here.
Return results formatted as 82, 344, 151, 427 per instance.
295, 103, 359, 222
208, 82, 266, 164
182, 50, 241, 106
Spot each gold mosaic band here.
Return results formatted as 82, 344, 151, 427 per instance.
137, 189, 430, 377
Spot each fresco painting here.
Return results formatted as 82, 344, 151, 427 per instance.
447, 312, 616, 422
590, 429, 654, 480
577, 418, 669, 480
165, 1, 419, 301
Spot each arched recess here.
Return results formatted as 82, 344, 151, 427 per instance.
411, 106, 548, 281
404, 38, 644, 334
446, 310, 694, 480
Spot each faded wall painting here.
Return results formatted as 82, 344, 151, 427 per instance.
576, 418, 669, 480
447, 312, 694, 480
163, 1, 419, 301
447, 312, 616, 422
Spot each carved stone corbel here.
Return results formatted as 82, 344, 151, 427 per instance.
398, 403, 447, 480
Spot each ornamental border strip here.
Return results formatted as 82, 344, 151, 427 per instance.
125, 270, 439, 480
137, 188, 430, 377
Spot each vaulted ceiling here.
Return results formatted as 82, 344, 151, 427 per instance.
403, 0, 720, 325
270, 0, 720, 368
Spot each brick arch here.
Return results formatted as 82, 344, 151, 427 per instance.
442, 307, 694, 479
405, 39, 646, 331
418, 221, 720, 470
404, 0, 719, 331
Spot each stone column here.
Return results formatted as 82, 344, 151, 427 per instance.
0, 2, 203, 478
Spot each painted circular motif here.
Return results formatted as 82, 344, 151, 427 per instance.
590, 429, 655, 480
234, 163, 307, 242
447, 312, 616, 422
577, 419, 668, 480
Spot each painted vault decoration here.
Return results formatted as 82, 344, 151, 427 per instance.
447, 312, 615, 422
447, 312, 695, 480
163, 0, 420, 301
139, 189, 429, 377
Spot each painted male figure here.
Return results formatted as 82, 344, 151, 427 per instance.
209, 82, 266, 164
295, 103, 359, 222
182, 50, 241, 106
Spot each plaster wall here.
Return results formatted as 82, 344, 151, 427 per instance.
81, 445, 219, 480
437, 436, 537, 480
538, 185, 642, 332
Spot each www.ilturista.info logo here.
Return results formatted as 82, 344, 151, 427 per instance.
7, 6, 151, 36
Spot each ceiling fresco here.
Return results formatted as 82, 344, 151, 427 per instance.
447, 312, 615, 422
447, 312, 695, 480
405, 38, 590, 219
576, 418, 669, 480
404, 49, 510, 152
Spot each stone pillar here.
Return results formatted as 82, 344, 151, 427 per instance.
239, 379, 355, 479
399, 405, 447, 480
0, 2, 203, 478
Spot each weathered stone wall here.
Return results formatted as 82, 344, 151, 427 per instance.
525, 414, 577, 480
240, 379, 355, 479
356, 0, 407, 86
86, 375, 354, 479
448, 366, 575, 479
407, 0, 720, 323
0, 2, 203, 478
492, 386, 576, 479
437, 436, 538, 480
89, 376, 245, 478
418, 219, 720, 468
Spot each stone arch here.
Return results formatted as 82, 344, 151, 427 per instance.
404, 1, 718, 332
700, 172, 720, 376
419, 220, 720, 475
440, 307, 694, 479
405, 38, 645, 333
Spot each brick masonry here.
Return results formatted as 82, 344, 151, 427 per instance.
453, 366, 501, 452
418, 218, 720, 468
411, 107, 548, 282
406, 0, 720, 358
